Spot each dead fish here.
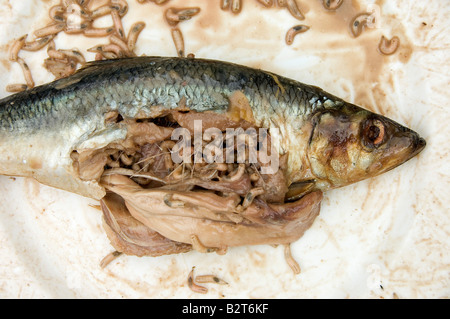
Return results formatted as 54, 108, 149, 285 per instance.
0, 57, 425, 254
0, 57, 426, 196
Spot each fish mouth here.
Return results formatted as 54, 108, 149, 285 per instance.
376, 111, 427, 166
376, 131, 426, 175
409, 135, 426, 160
399, 130, 426, 165
365, 123, 426, 178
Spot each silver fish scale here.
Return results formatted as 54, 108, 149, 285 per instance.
0, 57, 343, 132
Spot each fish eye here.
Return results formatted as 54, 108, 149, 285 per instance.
362, 118, 385, 147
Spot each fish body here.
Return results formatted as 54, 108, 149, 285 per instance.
0, 56, 426, 254
0, 56, 425, 199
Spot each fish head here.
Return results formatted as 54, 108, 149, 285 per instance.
306, 104, 426, 189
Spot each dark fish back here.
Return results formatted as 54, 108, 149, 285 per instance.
0, 57, 340, 132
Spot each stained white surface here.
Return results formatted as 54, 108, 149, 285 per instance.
0, 0, 448, 298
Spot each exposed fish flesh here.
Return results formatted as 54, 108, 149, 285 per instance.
0, 57, 425, 256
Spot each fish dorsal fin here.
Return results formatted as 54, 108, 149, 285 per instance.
75, 56, 169, 73
53, 57, 166, 90
53, 59, 129, 90
77, 58, 127, 71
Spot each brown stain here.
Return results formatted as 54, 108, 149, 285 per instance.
101, 268, 153, 297
24, 177, 41, 198
4, 0, 12, 10
29, 158, 43, 170
311, 0, 361, 34
195, 0, 223, 31
0, 42, 11, 71
190, 0, 283, 65
156, 257, 186, 289
99, 256, 187, 297
0, 58, 11, 72
387, 22, 414, 64
225, 247, 268, 283
22, 177, 46, 218
293, 0, 416, 117
248, 250, 268, 269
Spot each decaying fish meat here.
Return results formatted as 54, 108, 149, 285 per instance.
0, 57, 425, 259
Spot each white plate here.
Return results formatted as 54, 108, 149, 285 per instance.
0, 0, 448, 298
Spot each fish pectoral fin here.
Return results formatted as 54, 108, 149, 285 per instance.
285, 180, 316, 202
75, 126, 127, 150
